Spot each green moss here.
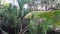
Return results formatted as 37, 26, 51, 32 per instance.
27, 10, 60, 34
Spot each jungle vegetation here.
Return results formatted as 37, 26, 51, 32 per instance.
0, 0, 60, 34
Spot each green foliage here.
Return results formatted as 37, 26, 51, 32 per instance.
17, 0, 31, 17
0, 3, 20, 34
0, 0, 60, 34
25, 10, 60, 34
0, 0, 31, 34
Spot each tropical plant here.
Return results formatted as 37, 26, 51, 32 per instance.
0, 0, 60, 34
0, 0, 31, 34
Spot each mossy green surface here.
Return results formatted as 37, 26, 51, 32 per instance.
25, 10, 60, 34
